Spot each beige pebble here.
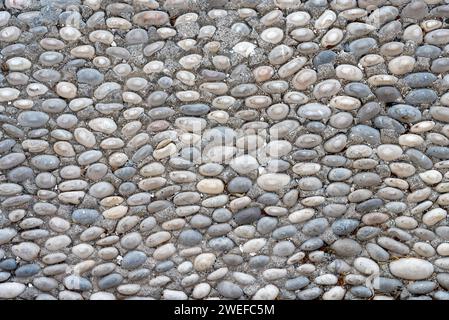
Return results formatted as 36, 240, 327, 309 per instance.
194, 253, 216, 271
103, 206, 128, 220
388, 56, 416, 75
88, 118, 117, 134
422, 208, 447, 226
419, 170, 443, 185
336, 64, 363, 81
257, 173, 291, 191
53, 141, 75, 157
56, 82, 77, 99
196, 179, 225, 194
376, 144, 403, 161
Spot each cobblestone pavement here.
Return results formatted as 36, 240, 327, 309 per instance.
2, 0, 449, 300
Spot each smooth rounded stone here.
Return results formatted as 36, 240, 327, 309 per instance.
272, 225, 297, 240
284, 276, 310, 291
350, 286, 373, 298
427, 146, 449, 160
344, 82, 372, 99
353, 173, 382, 187
216, 281, 243, 299
17, 111, 49, 128
0, 228, 17, 245
247, 255, 270, 269
436, 273, 449, 290
0, 153, 26, 170
348, 37, 377, 56
262, 268, 288, 282
377, 236, 410, 255
226, 177, 252, 194
252, 284, 279, 300
29, 155, 60, 171
45, 235, 71, 251
331, 239, 362, 257
267, 159, 290, 173
88, 118, 117, 134
424, 28, 449, 45
121, 251, 147, 270
257, 193, 279, 205
437, 243, 449, 256
63, 275, 93, 292
88, 292, 116, 300
376, 144, 403, 161
301, 218, 329, 237
415, 44, 440, 59
354, 257, 380, 276
98, 273, 124, 290
324, 134, 348, 153
422, 208, 447, 226
89, 182, 114, 199
414, 242, 436, 258
11, 242, 40, 261
414, 228, 436, 242
267, 45, 293, 65
179, 230, 203, 246
256, 217, 277, 234
389, 258, 434, 280
405, 89, 438, 105
388, 104, 421, 123
403, 73, 437, 89
160, 289, 187, 300
179, 104, 210, 116
189, 215, 212, 230
374, 86, 402, 103
313, 50, 337, 67
314, 274, 338, 286
192, 283, 211, 299
77, 68, 104, 86
15, 263, 40, 278
194, 253, 216, 271
350, 125, 380, 145
196, 179, 224, 194
332, 219, 359, 236
430, 107, 449, 123
35, 172, 57, 189
33, 277, 58, 292
0, 283, 25, 299
419, 170, 442, 185
297, 287, 323, 300
313, 80, 341, 99
257, 174, 290, 191
0, 259, 16, 271
153, 243, 177, 260
209, 208, 231, 223
432, 290, 449, 301
0, 139, 15, 154
260, 27, 284, 44
72, 209, 100, 225
404, 149, 433, 170
272, 241, 295, 256
300, 238, 324, 251
406, 281, 436, 295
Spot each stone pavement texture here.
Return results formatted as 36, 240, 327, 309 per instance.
1, 0, 449, 300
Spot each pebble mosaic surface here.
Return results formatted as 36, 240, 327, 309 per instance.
4, 0, 449, 301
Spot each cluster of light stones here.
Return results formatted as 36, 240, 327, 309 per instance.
3, 0, 449, 301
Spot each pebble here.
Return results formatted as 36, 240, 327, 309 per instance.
389, 258, 434, 280
217, 281, 243, 299
0, 283, 25, 299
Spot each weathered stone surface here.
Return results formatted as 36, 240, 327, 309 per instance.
0, 0, 447, 301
